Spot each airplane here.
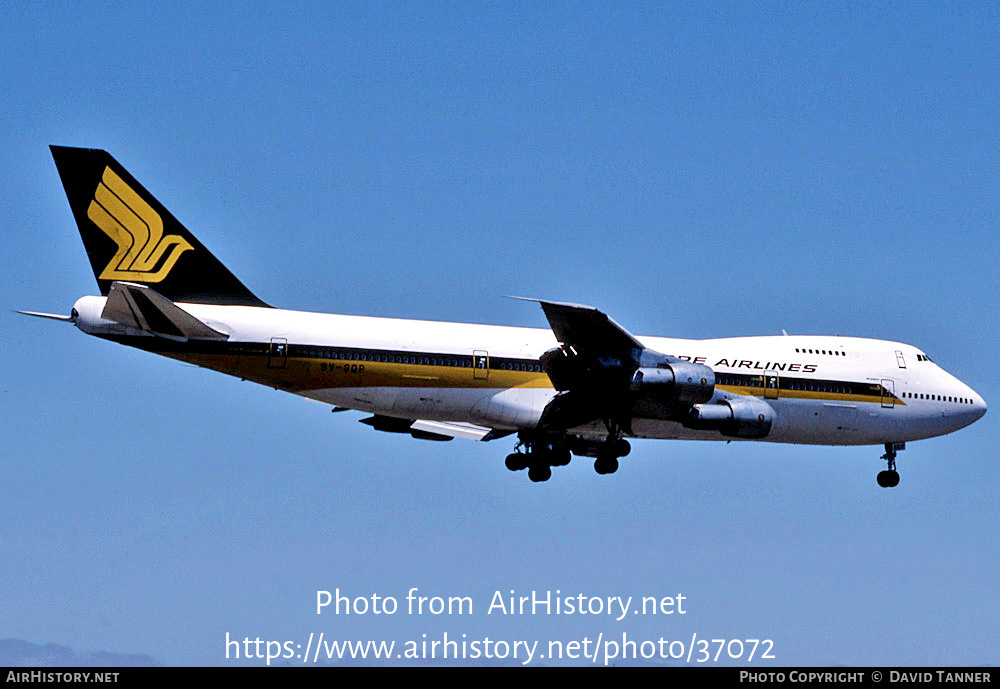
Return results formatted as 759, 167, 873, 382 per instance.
20, 146, 987, 487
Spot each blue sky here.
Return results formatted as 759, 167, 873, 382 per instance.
2, 2, 998, 666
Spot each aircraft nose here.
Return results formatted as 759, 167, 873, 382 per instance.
957, 383, 987, 427
972, 391, 987, 422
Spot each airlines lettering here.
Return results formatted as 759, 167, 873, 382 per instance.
672, 355, 817, 374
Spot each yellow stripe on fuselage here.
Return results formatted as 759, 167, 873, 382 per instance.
165, 351, 552, 391
716, 384, 905, 406
166, 348, 904, 408
298, 357, 553, 389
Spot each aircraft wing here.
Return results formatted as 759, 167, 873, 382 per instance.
513, 298, 646, 432
511, 297, 642, 359
521, 297, 715, 434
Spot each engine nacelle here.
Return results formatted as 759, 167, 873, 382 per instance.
630, 360, 715, 406
687, 397, 775, 439
540, 346, 715, 410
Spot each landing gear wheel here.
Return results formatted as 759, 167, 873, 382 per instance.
509, 432, 570, 482
528, 464, 552, 482
505, 453, 527, 472
594, 456, 619, 475
877, 442, 903, 488
876, 470, 900, 488
614, 439, 631, 458
551, 448, 571, 467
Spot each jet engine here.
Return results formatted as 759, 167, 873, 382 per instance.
630, 357, 715, 406
687, 396, 775, 439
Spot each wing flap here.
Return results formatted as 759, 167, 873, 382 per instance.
409, 420, 495, 441
360, 415, 503, 442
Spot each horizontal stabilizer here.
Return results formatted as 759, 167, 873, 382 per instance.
101, 281, 228, 341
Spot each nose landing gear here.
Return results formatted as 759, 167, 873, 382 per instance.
877, 442, 904, 488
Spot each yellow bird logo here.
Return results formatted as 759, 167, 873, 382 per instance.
87, 166, 192, 282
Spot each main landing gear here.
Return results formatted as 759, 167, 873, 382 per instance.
592, 419, 631, 476
504, 429, 632, 482
877, 442, 904, 488
593, 438, 630, 475
505, 433, 570, 483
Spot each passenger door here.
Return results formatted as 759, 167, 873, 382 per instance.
764, 370, 779, 399
473, 350, 489, 380
268, 337, 288, 369
881, 379, 895, 408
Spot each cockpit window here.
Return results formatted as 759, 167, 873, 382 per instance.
916, 354, 934, 362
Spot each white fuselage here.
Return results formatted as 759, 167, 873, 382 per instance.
72, 295, 987, 446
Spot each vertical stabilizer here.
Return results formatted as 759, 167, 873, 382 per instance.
50, 146, 269, 307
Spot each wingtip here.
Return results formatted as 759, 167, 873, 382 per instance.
505, 295, 602, 312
